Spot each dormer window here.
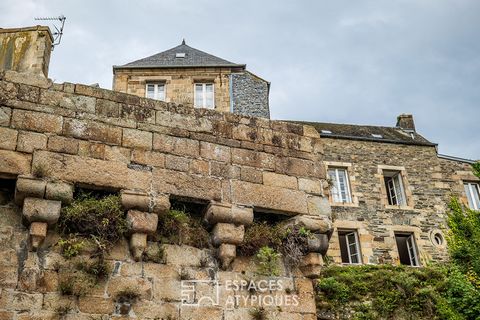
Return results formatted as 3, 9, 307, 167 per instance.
146, 83, 165, 101
194, 83, 214, 109
175, 52, 186, 58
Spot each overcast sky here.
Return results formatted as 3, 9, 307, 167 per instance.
1, 0, 478, 159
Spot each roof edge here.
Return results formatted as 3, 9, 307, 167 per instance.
320, 133, 438, 147
113, 64, 247, 70
438, 154, 477, 164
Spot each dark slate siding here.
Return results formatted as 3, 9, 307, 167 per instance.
231, 72, 270, 119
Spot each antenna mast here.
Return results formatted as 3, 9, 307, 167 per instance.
34, 15, 66, 50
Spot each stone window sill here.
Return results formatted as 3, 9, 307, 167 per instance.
384, 205, 414, 210
331, 202, 359, 208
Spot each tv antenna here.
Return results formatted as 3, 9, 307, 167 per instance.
34, 15, 66, 50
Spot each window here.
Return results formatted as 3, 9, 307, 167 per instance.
328, 168, 352, 203
338, 230, 362, 264
146, 83, 165, 101
194, 83, 214, 109
464, 182, 480, 210
395, 233, 419, 266
383, 171, 406, 206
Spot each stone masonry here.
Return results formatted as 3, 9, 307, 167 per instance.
0, 63, 327, 319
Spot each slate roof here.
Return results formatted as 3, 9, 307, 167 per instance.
114, 40, 246, 69
295, 121, 437, 146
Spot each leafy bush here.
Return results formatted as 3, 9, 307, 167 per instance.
58, 237, 85, 259
155, 209, 210, 249
58, 193, 127, 255
316, 264, 456, 319
256, 246, 281, 276
238, 221, 283, 256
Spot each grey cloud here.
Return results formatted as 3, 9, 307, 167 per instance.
0, 0, 478, 159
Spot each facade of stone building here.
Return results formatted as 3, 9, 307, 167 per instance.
113, 41, 270, 118
297, 116, 478, 267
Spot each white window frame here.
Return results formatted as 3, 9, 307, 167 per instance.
385, 172, 406, 206
339, 230, 362, 264
194, 83, 215, 109
406, 234, 419, 267
395, 233, 420, 267
328, 167, 352, 203
145, 83, 165, 101
464, 182, 480, 210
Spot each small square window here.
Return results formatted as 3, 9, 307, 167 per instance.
383, 170, 406, 206
194, 83, 214, 109
338, 229, 362, 264
146, 83, 165, 101
464, 182, 480, 210
328, 168, 352, 203
395, 233, 419, 266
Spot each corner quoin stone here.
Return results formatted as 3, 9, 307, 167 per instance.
22, 197, 61, 225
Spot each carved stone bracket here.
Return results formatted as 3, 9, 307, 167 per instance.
15, 175, 73, 250
204, 201, 253, 270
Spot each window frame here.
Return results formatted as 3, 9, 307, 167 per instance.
464, 181, 480, 210
338, 229, 362, 265
328, 167, 353, 204
395, 232, 420, 267
384, 171, 406, 206
145, 82, 166, 101
193, 83, 215, 109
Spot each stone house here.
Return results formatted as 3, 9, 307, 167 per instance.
113, 41, 270, 118
296, 115, 479, 267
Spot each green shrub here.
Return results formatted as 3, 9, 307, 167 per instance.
317, 277, 350, 303
256, 246, 281, 276
58, 237, 85, 259
155, 209, 210, 249
238, 221, 283, 256
58, 193, 126, 254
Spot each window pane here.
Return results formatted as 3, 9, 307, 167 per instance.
473, 184, 480, 210
205, 84, 213, 108
328, 168, 352, 203
465, 183, 480, 210
328, 169, 340, 202
156, 84, 165, 101
393, 175, 406, 206
195, 84, 203, 107
146, 84, 155, 99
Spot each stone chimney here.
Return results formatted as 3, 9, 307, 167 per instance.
0, 26, 53, 77
396, 114, 415, 131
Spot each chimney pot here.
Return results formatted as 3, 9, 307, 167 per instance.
396, 114, 415, 131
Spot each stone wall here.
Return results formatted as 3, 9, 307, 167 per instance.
0, 26, 53, 78
438, 156, 479, 207
321, 137, 451, 265
113, 67, 233, 113
0, 70, 328, 319
231, 72, 270, 119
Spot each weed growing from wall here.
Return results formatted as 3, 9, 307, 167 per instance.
155, 208, 210, 249
58, 192, 127, 256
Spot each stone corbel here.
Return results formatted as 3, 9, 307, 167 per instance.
284, 214, 332, 278
204, 201, 253, 270
15, 175, 73, 250
120, 189, 170, 261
